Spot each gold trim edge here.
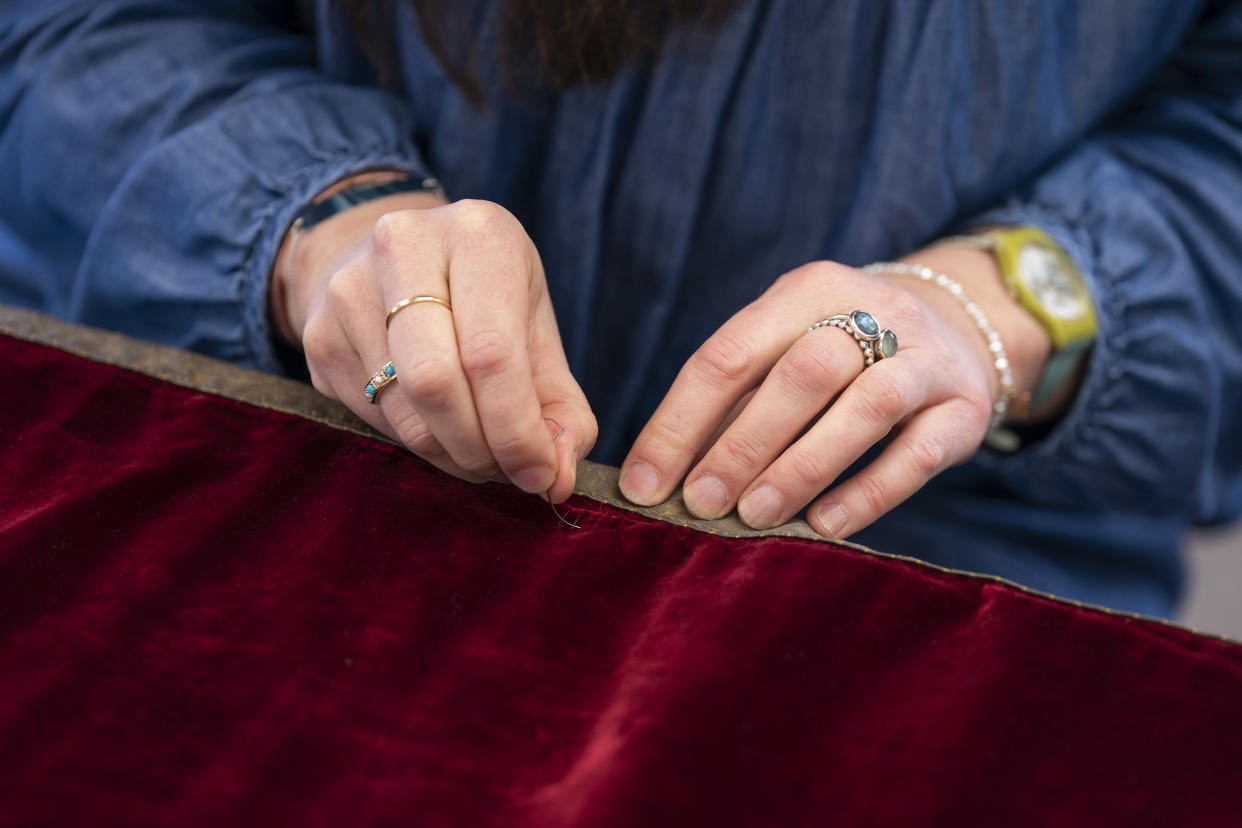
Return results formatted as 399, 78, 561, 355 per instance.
2, 303, 1236, 649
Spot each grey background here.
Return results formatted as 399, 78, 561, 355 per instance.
1177, 523, 1242, 641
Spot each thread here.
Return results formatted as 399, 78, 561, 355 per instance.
542, 418, 580, 529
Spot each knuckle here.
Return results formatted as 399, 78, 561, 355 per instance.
971, 402, 993, 437
787, 450, 834, 490
947, 433, 981, 467
458, 453, 501, 479
784, 338, 842, 398
946, 398, 992, 463
857, 371, 908, 426
402, 357, 457, 409
854, 473, 891, 517
486, 431, 545, 469
718, 430, 768, 471
450, 199, 515, 238
904, 437, 946, 478
370, 210, 417, 255
324, 268, 359, 313
300, 314, 337, 367
644, 413, 694, 458
784, 260, 848, 291
692, 333, 754, 388
580, 412, 600, 454
390, 408, 442, 457
390, 407, 500, 477
883, 286, 925, 326
458, 328, 514, 378
308, 367, 333, 398
963, 389, 994, 430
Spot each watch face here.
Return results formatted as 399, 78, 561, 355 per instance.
1017, 244, 1087, 320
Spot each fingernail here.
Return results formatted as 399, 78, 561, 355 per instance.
684, 474, 730, 519
620, 461, 660, 505
513, 466, 556, 494
738, 485, 783, 529
814, 502, 849, 538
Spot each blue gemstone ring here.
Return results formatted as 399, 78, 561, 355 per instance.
364, 361, 397, 404
808, 310, 898, 367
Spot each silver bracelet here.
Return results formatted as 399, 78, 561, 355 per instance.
863, 262, 1016, 430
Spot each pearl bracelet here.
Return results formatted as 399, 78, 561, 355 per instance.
863, 262, 1016, 430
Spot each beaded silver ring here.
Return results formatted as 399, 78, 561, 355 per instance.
808, 310, 898, 367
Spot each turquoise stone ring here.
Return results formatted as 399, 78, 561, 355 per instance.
808, 310, 898, 367
364, 361, 398, 404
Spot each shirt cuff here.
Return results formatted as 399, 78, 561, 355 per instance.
73, 81, 436, 376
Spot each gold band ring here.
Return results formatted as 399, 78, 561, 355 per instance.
386, 295, 452, 329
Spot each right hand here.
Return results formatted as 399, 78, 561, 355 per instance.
275, 196, 597, 503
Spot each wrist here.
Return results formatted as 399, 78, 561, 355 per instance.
894, 242, 1053, 417
271, 172, 446, 345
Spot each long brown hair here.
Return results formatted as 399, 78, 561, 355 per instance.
338, 0, 740, 102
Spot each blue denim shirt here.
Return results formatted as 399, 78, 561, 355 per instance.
4, 1, 1241, 617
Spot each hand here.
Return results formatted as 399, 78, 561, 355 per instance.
618, 252, 1051, 537
275, 192, 597, 503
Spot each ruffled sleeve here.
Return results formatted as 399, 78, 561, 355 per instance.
0, 0, 434, 372
963, 1, 1242, 525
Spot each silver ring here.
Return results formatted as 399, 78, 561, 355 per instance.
808, 310, 898, 367
364, 361, 397, 404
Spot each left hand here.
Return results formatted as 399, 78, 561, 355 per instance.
618, 256, 1047, 538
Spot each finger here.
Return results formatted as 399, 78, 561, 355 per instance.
539, 416, 577, 505
682, 327, 864, 519
734, 356, 931, 530
618, 302, 807, 507
806, 400, 988, 539
368, 216, 503, 482
689, 387, 756, 472
375, 402, 491, 484
444, 202, 557, 493
536, 402, 586, 503
300, 302, 356, 402
303, 307, 488, 483
529, 299, 598, 503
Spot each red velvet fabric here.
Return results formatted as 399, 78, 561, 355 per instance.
2, 332, 1242, 826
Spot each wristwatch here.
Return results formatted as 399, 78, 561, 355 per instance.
944, 226, 1097, 420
